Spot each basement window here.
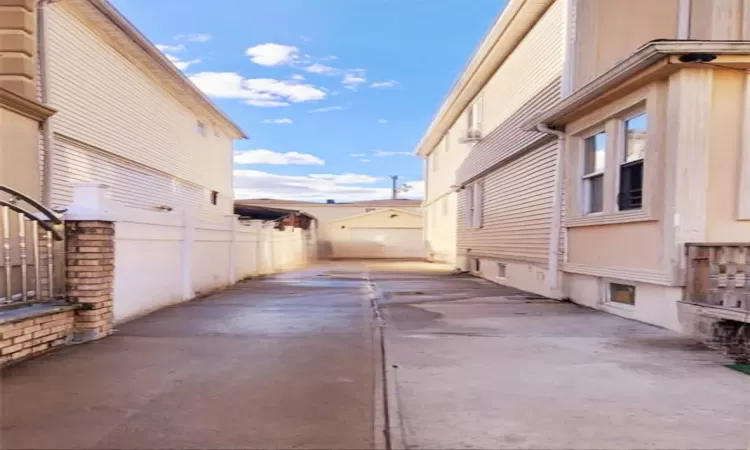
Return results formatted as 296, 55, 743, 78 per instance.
496, 263, 506, 279
608, 283, 636, 306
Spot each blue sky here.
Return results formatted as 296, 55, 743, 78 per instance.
111, 0, 503, 202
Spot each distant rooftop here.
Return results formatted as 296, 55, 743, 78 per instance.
235, 198, 422, 206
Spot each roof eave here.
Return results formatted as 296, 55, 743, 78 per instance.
414, 0, 555, 157
528, 40, 750, 129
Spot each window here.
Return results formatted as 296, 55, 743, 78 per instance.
210, 191, 219, 205
608, 283, 635, 306
582, 132, 606, 214
465, 182, 483, 229
197, 120, 206, 137
496, 263, 507, 279
618, 113, 647, 211
466, 95, 483, 139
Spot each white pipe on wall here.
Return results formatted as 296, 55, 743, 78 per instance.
37, 0, 56, 206
537, 124, 566, 297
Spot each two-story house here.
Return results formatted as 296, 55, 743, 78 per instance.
40, 0, 245, 218
419, 0, 750, 339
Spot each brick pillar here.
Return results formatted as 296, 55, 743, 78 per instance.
65, 220, 115, 342
0, 0, 36, 99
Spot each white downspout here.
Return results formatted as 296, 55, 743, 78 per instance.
677, 0, 692, 40
38, 0, 55, 206
537, 124, 565, 297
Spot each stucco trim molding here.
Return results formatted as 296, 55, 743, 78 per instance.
566, 210, 657, 228
563, 263, 676, 286
529, 40, 750, 129
0, 87, 56, 121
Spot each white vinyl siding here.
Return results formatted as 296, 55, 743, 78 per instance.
458, 142, 558, 265
50, 138, 225, 218
46, 5, 233, 215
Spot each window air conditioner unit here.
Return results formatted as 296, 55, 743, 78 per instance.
459, 129, 482, 143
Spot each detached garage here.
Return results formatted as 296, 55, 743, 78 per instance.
327, 208, 425, 259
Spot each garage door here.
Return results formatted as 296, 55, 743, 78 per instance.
336, 228, 425, 259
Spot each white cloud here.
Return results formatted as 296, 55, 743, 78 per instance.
309, 105, 345, 113
371, 80, 400, 88
246, 43, 300, 66
377, 119, 389, 124
359, 159, 372, 163
263, 118, 293, 124
304, 63, 339, 75
350, 153, 366, 157
373, 150, 413, 157
165, 54, 201, 71
189, 72, 327, 107
178, 33, 212, 42
234, 149, 324, 166
156, 43, 185, 53
342, 71, 367, 90
321, 55, 338, 61
308, 174, 381, 184
290, 74, 306, 80
234, 170, 423, 202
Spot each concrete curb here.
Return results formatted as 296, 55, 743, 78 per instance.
366, 273, 407, 450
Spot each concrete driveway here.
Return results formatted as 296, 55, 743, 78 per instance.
1, 265, 379, 450
2, 261, 749, 450
368, 262, 750, 450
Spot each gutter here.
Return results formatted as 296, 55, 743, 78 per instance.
535, 124, 565, 297
38, 0, 55, 206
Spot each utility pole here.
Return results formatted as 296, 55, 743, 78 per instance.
390, 175, 398, 200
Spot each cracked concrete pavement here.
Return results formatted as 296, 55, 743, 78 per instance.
368, 261, 750, 450
2, 261, 749, 450
1, 265, 379, 450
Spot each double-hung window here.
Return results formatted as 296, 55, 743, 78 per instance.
582, 132, 606, 214
617, 113, 647, 211
465, 182, 483, 228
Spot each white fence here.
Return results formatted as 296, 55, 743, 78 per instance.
65, 184, 316, 323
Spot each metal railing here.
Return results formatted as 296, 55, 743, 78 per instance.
685, 243, 750, 320
0, 185, 64, 308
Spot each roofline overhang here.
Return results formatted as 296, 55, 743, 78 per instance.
414, 0, 556, 158
88, 0, 248, 139
526, 40, 750, 129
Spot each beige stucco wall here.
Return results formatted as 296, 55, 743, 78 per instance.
573, 0, 679, 90
689, 0, 750, 40
0, 108, 41, 197
706, 69, 750, 241
567, 222, 663, 271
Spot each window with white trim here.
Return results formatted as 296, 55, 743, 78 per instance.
582, 132, 606, 214
466, 95, 483, 139
617, 113, 647, 211
465, 182, 483, 229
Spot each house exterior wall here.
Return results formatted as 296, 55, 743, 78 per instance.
327, 210, 423, 260
706, 69, 750, 241
0, 108, 41, 198
572, 0, 679, 91
688, 0, 750, 40
45, 4, 234, 218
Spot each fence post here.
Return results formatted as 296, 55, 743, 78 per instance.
64, 183, 115, 342
227, 215, 238, 285
181, 209, 195, 301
